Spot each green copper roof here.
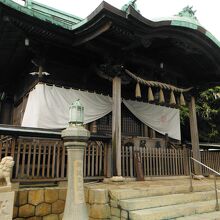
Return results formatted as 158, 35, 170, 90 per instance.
173, 6, 220, 47
153, 6, 200, 29
171, 6, 200, 29
1, 1, 220, 48
151, 6, 220, 47
0, 0, 82, 30
206, 31, 220, 48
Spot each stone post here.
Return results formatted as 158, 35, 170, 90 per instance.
62, 100, 90, 220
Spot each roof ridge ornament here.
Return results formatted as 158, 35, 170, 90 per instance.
121, 0, 140, 13
177, 6, 198, 21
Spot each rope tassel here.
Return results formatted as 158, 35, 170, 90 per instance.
169, 90, 176, 105
135, 82, 141, 98
148, 87, 154, 102
159, 88, 165, 104
180, 92, 186, 106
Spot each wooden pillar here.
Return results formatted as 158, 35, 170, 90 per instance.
142, 124, 148, 137
90, 121, 97, 134
164, 133, 169, 148
189, 96, 202, 175
0, 101, 2, 122
106, 142, 112, 178
183, 145, 189, 175
112, 76, 122, 176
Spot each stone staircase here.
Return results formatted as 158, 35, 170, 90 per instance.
109, 181, 220, 220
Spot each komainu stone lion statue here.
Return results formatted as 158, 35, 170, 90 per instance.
0, 156, 14, 187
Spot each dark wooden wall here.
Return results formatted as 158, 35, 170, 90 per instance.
0, 100, 13, 124
95, 104, 161, 138
12, 94, 29, 126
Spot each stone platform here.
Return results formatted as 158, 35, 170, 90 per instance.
12, 177, 220, 220
85, 177, 220, 220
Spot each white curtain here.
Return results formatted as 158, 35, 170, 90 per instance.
22, 83, 181, 140
22, 84, 112, 129
123, 99, 181, 140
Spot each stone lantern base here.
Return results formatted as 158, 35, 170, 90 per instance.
62, 124, 90, 220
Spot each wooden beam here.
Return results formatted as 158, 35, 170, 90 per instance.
112, 76, 122, 176
189, 96, 202, 175
72, 21, 112, 46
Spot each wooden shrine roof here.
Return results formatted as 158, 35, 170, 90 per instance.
0, 0, 220, 99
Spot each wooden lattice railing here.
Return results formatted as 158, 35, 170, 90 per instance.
121, 143, 220, 177
122, 145, 189, 177
1, 128, 220, 182
201, 151, 220, 175
0, 136, 109, 182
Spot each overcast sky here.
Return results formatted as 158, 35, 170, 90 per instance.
15, 0, 220, 40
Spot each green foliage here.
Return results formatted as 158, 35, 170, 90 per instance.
180, 105, 189, 125
197, 86, 220, 142
197, 87, 220, 121
180, 86, 220, 142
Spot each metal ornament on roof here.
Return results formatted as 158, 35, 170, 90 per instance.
29, 66, 50, 77
177, 6, 198, 21
121, 0, 140, 13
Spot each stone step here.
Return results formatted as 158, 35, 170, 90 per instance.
110, 183, 219, 200
129, 200, 216, 220
119, 191, 219, 211
175, 211, 220, 219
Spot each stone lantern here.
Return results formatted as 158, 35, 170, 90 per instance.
62, 99, 90, 220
